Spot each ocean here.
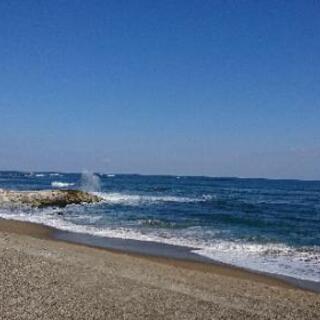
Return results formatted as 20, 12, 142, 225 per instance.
0, 171, 319, 284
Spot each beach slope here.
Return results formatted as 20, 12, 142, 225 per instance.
0, 220, 319, 320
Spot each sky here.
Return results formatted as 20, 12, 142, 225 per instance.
0, 0, 319, 179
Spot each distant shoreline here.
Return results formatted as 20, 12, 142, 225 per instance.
1, 170, 320, 182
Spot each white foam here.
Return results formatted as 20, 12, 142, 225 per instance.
0, 205, 319, 283
64, 214, 103, 224
51, 181, 75, 188
94, 192, 212, 205
193, 243, 320, 282
0, 206, 202, 248
35, 174, 45, 177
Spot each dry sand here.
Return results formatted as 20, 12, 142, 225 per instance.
0, 219, 319, 319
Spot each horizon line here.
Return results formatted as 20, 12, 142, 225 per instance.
0, 169, 319, 183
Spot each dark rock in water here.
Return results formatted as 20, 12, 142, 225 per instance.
0, 189, 102, 208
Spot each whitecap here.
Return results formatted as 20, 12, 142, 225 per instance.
93, 192, 212, 205
50, 173, 62, 177
51, 181, 75, 188
0, 205, 319, 282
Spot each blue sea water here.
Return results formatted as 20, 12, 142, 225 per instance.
0, 171, 319, 283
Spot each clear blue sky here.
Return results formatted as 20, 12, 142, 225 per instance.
0, 1, 319, 179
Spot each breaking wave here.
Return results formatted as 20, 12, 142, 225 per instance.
50, 173, 62, 177
94, 192, 213, 205
1, 172, 320, 285
0, 205, 319, 282
51, 181, 75, 188
194, 243, 320, 282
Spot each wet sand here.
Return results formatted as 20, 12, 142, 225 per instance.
0, 218, 319, 319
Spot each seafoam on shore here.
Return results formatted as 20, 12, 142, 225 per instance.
0, 171, 319, 284
1, 220, 320, 320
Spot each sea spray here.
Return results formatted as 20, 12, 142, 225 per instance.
81, 171, 101, 192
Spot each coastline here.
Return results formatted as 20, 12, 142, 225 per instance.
0, 218, 319, 293
1, 218, 320, 319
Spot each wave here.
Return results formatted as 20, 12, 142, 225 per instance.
51, 181, 75, 188
94, 192, 213, 205
138, 218, 178, 228
50, 173, 62, 177
194, 243, 320, 283
0, 205, 319, 282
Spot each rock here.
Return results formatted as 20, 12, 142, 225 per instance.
0, 189, 102, 208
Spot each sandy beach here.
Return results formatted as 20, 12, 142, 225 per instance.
2, 0, 320, 318
0, 219, 319, 320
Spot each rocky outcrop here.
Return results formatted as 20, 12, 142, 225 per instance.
0, 189, 102, 208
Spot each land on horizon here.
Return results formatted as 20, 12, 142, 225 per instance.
1, 169, 320, 182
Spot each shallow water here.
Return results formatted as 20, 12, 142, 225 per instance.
0, 171, 319, 283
